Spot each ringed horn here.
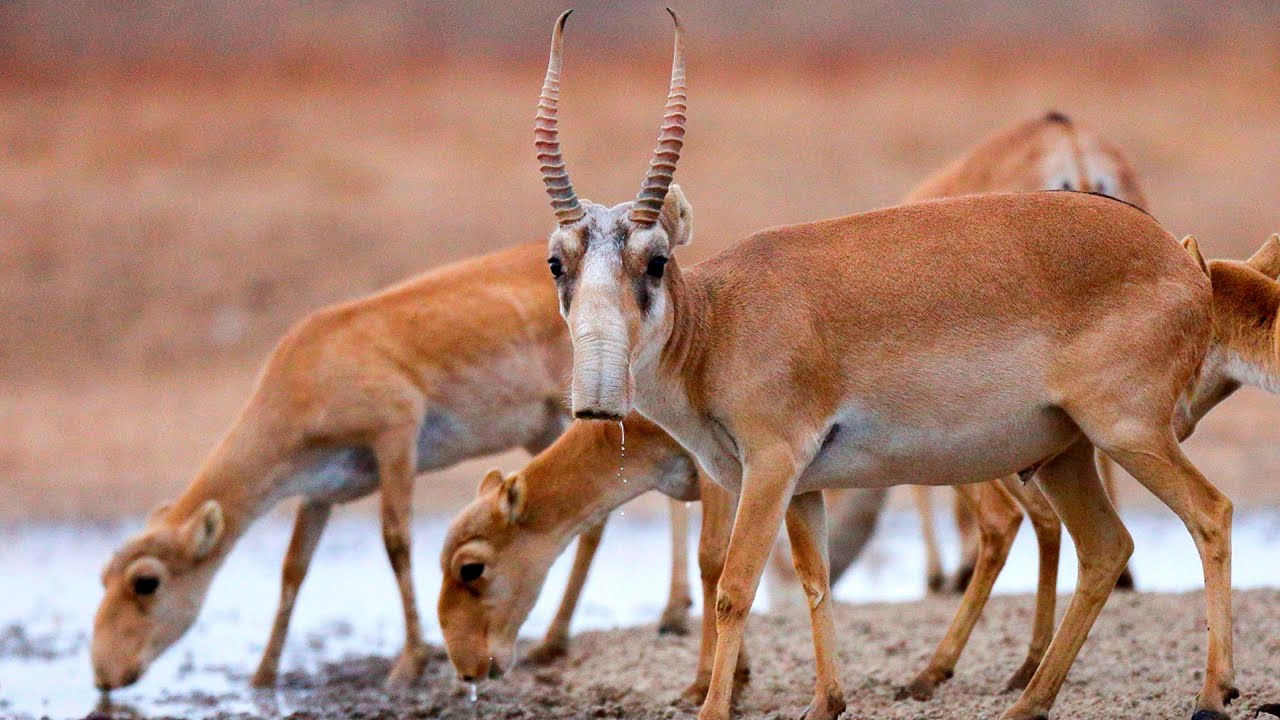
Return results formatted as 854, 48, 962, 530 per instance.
534, 8, 688, 227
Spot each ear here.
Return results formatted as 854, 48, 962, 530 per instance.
180, 500, 224, 560
477, 468, 505, 496
1246, 234, 1280, 279
1182, 235, 1208, 275
659, 184, 693, 247
496, 474, 527, 524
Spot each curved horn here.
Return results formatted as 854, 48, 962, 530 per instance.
630, 8, 687, 227
536, 10, 584, 225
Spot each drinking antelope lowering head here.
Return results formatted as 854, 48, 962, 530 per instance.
538, 8, 693, 421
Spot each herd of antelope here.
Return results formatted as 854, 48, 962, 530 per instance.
88, 9, 1280, 720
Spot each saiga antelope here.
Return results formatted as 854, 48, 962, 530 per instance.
532, 11, 1233, 720
90, 243, 696, 691
767, 111, 1150, 701
438, 415, 775, 700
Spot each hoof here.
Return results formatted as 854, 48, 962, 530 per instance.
895, 679, 935, 702
1003, 657, 1040, 693
950, 564, 975, 594
797, 689, 846, 720
1115, 566, 1136, 591
926, 572, 946, 594
895, 667, 952, 702
657, 607, 691, 636
524, 640, 568, 666
385, 645, 429, 689
1191, 712, 1231, 720
679, 681, 709, 706
1256, 703, 1280, 718
998, 710, 1048, 720
249, 667, 277, 689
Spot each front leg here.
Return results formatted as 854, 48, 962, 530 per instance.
700, 445, 803, 720
252, 501, 332, 687
784, 491, 846, 720
374, 427, 431, 690
682, 476, 745, 704
526, 520, 607, 665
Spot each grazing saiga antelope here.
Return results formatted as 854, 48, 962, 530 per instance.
438, 415, 784, 700
89, 242, 697, 691
532, 10, 1233, 720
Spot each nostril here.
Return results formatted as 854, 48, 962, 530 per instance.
488, 663, 504, 680
121, 668, 141, 687
460, 674, 477, 683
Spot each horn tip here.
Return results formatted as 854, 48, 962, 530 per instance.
666, 7, 680, 25
558, 8, 573, 25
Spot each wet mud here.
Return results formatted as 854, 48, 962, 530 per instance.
71, 589, 1280, 720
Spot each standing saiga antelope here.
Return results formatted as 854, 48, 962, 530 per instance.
531, 10, 1234, 720
90, 243, 697, 691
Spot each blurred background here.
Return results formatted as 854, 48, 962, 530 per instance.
3, 0, 1279, 520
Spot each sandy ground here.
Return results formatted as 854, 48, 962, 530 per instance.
5, 511, 1280, 719
65, 590, 1280, 720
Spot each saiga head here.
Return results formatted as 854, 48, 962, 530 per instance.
537, 9, 694, 421
91, 500, 225, 690
437, 469, 558, 682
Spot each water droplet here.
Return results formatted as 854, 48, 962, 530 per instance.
617, 420, 627, 483
468, 682, 478, 703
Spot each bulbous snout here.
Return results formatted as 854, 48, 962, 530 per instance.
91, 603, 151, 692
457, 657, 506, 683
569, 330, 632, 421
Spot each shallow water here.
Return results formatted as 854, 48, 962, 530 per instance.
4, 507, 1279, 719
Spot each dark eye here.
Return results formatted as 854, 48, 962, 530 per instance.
1060, 180, 1073, 191
548, 258, 563, 279
1094, 179, 1108, 195
132, 575, 160, 596
646, 256, 668, 279
459, 563, 485, 582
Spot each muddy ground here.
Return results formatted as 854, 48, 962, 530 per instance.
66, 590, 1280, 720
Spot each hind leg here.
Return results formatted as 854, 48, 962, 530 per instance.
1096, 450, 1136, 590
898, 479, 1022, 701
1001, 437, 1133, 720
999, 476, 1061, 692
951, 488, 980, 592
1097, 430, 1235, 717
910, 486, 947, 593
374, 424, 432, 689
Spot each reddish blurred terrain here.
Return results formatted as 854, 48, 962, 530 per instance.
2, 2, 1279, 518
